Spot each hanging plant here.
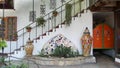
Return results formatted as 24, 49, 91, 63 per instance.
36, 17, 46, 27
52, 10, 58, 17
65, 3, 72, 26
13, 32, 18, 37
26, 26, 32, 32
0, 40, 7, 50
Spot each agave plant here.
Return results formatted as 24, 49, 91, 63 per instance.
0, 40, 7, 50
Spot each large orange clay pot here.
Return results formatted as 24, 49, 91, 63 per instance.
81, 27, 92, 56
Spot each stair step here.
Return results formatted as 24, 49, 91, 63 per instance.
61, 21, 65, 25
48, 29, 53, 32
9, 52, 15, 54
55, 25, 59, 28
80, 10, 84, 13
73, 13, 78, 17
42, 33, 46, 36
14, 48, 21, 51
36, 37, 40, 40
0, 53, 8, 57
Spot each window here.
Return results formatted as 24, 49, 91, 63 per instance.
2, 16, 17, 41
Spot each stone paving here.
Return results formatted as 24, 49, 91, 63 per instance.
37, 53, 119, 68
5, 53, 120, 68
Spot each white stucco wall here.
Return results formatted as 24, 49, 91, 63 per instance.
0, 0, 93, 59
31, 10, 93, 56
115, 58, 120, 63
3, 10, 93, 60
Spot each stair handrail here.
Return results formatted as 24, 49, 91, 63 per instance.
16, 0, 73, 34
4, 0, 99, 54
17, 0, 85, 38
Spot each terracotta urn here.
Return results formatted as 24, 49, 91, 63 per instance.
81, 27, 92, 57
25, 40, 34, 57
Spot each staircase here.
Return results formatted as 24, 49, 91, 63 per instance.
0, 0, 115, 60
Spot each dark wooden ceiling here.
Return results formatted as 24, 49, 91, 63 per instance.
0, 0, 14, 9
89, 0, 120, 12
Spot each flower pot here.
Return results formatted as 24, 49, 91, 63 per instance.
53, 13, 57, 17
25, 40, 34, 57
52, 11, 58, 17
26, 29, 31, 32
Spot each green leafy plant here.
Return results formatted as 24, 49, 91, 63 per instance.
26, 26, 32, 32
0, 40, 7, 50
0, 57, 5, 63
36, 17, 46, 27
52, 44, 79, 58
26, 26, 32, 29
38, 49, 48, 57
65, 3, 72, 26
13, 33, 18, 36
1, 63, 28, 68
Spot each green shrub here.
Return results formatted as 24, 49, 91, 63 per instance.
39, 44, 79, 58
52, 44, 79, 58
1, 63, 28, 68
0, 57, 5, 63
39, 49, 48, 57
65, 3, 72, 26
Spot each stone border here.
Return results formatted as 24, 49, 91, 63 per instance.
26, 56, 96, 66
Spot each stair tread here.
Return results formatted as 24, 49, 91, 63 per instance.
0, 53, 8, 57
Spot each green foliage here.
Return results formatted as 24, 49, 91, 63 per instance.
18, 63, 28, 68
52, 44, 79, 58
0, 40, 7, 50
36, 17, 46, 27
1, 63, 28, 68
0, 57, 5, 63
26, 26, 32, 29
39, 49, 48, 57
65, 3, 72, 26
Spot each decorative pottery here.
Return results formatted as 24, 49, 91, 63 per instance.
25, 40, 34, 57
81, 27, 92, 57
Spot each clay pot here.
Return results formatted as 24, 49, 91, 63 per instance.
52, 11, 58, 17
81, 27, 92, 57
25, 40, 34, 57
26, 28, 31, 32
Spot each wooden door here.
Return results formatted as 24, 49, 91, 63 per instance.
93, 24, 114, 49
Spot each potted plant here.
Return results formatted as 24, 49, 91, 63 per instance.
26, 26, 32, 32
65, 3, 72, 26
13, 33, 18, 41
52, 10, 58, 17
36, 17, 46, 27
